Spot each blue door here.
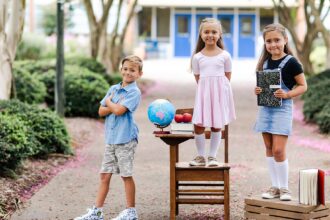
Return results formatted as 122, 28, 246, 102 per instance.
218, 14, 234, 56
238, 14, 255, 58
195, 14, 213, 40
175, 14, 191, 57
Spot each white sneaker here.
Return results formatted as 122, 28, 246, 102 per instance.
261, 187, 280, 199
111, 208, 138, 220
74, 206, 104, 220
189, 156, 206, 166
280, 188, 292, 201
207, 156, 220, 167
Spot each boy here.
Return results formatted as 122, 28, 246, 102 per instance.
74, 55, 143, 220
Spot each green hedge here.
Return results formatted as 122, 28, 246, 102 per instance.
316, 102, 330, 134
302, 79, 330, 122
38, 65, 109, 117
302, 69, 330, 133
12, 59, 124, 117
13, 68, 47, 104
0, 114, 35, 171
65, 56, 106, 74
0, 100, 71, 169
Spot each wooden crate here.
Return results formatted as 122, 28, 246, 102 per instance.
245, 197, 330, 220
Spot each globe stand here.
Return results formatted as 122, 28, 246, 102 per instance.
153, 124, 170, 134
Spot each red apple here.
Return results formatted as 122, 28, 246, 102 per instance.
182, 113, 192, 123
174, 114, 184, 123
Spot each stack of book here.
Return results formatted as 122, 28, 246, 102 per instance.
170, 123, 193, 134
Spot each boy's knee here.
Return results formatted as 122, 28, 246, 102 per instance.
121, 176, 133, 181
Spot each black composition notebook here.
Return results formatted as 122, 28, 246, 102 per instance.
256, 69, 282, 107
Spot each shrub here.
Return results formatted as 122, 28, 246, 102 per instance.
36, 69, 56, 106
15, 34, 46, 60
65, 56, 106, 74
13, 59, 56, 75
38, 65, 109, 117
0, 100, 72, 158
302, 79, 330, 122
305, 69, 330, 86
302, 69, 330, 122
315, 103, 330, 134
0, 114, 33, 171
64, 66, 109, 117
13, 68, 47, 104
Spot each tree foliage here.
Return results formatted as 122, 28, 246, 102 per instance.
272, 0, 330, 74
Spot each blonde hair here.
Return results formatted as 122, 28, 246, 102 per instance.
190, 18, 224, 71
256, 23, 293, 71
121, 55, 143, 72
193, 17, 225, 54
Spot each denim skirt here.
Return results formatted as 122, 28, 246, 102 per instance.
254, 98, 293, 136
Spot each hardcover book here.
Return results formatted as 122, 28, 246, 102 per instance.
256, 69, 282, 107
170, 123, 193, 134
299, 169, 325, 206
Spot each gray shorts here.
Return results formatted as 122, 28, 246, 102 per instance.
100, 139, 137, 177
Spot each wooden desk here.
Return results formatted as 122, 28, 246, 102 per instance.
155, 132, 230, 220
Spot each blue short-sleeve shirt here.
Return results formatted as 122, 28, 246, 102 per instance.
100, 82, 141, 144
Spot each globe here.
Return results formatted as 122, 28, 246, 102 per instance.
147, 99, 175, 128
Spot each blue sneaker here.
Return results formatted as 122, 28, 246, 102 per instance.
111, 208, 138, 220
74, 206, 104, 220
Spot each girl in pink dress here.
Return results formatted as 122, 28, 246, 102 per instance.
189, 18, 236, 167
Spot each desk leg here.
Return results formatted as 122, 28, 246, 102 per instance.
175, 143, 179, 215
224, 169, 230, 220
170, 145, 178, 220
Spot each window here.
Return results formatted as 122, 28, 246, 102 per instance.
178, 16, 189, 35
156, 8, 170, 38
220, 18, 232, 35
138, 7, 151, 38
241, 17, 253, 35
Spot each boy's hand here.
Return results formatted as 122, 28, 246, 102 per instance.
255, 86, 262, 95
105, 93, 114, 106
274, 89, 290, 99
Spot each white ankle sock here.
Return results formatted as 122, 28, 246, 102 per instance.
266, 157, 279, 188
209, 131, 221, 158
195, 133, 205, 157
275, 159, 289, 189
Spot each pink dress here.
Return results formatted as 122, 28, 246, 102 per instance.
192, 51, 236, 129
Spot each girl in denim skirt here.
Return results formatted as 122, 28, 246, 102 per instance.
254, 23, 307, 201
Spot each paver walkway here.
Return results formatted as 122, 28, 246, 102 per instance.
11, 59, 330, 220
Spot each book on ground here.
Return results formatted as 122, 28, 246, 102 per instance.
299, 169, 325, 206
256, 69, 282, 107
170, 123, 193, 134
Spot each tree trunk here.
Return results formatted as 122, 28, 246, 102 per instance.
0, 57, 13, 100
109, 0, 137, 71
98, 26, 112, 73
0, 0, 25, 100
83, 0, 113, 65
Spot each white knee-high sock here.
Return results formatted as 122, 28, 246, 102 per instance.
266, 157, 279, 188
195, 134, 205, 157
209, 131, 221, 158
274, 159, 289, 189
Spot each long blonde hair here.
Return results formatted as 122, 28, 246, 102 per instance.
256, 23, 293, 71
193, 18, 225, 54
190, 18, 225, 71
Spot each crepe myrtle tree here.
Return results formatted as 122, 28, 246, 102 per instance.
0, 0, 26, 100
272, 0, 330, 75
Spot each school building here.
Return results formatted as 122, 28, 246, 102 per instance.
132, 0, 299, 59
